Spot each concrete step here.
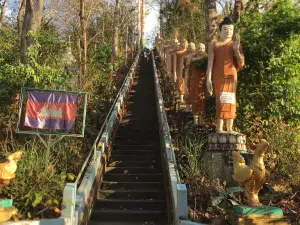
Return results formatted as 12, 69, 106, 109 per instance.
98, 189, 166, 200
94, 199, 166, 210
103, 174, 163, 182
114, 139, 158, 146
106, 167, 161, 174
109, 155, 155, 162
113, 144, 158, 150
108, 161, 157, 168
88, 221, 168, 225
114, 135, 159, 143
90, 209, 167, 222
101, 181, 164, 190
111, 150, 155, 155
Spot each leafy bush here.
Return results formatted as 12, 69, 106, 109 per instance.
236, 0, 300, 127
263, 121, 300, 185
0, 137, 83, 219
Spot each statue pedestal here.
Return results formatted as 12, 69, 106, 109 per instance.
206, 133, 249, 186
229, 205, 290, 225
208, 133, 247, 152
0, 199, 16, 222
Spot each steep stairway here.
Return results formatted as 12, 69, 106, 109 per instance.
88, 56, 169, 225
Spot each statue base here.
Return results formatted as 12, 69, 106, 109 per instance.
208, 132, 247, 152
229, 205, 290, 225
0, 199, 16, 222
0, 199, 12, 208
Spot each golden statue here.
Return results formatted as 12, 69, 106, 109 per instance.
0, 151, 23, 187
232, 140, 270, 206
0, 151, 22, 222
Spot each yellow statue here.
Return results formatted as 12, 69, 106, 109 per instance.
0, 151, 22, 222
0, 151, 23, 187
232, 140, 270, 206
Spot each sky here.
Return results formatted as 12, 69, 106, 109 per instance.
143, 1, 224, 48
144, 2, 160, 48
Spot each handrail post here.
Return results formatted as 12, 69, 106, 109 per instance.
62, 183, 77, 225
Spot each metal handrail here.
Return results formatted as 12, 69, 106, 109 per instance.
152, 51, 181, 183
75, 52, 140, 185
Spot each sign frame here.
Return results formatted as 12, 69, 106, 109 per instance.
16, 87, 88, 138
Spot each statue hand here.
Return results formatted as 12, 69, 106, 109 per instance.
206, 79, 213, 96
233, 40, 240, 52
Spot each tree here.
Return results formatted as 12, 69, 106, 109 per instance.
79, 0, 87, 87
140, 0, 145, 48
20, 0, 45, 63
204, 0, 218, 45
17, 0, 26, 42
112, 0, 120, 56
0, 0, 9, 27
137, 0, 141, 48
232, 0, 244, 22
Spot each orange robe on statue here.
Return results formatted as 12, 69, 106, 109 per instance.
189, 64, 206, 116
212, 41, 244, 119
182, 57, 190, 103
175, 51, 187, 95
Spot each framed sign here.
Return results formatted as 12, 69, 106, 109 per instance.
16, 88, 88, 137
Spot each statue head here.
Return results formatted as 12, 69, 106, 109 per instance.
219, 17, 234, 41
196, 43, 206, 53
180, 39, 188, 49
188, 42, 196, 52
173, 39, 179, 47
254, 139, 269, 156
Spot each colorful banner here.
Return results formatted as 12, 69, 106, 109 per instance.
24, 91, 79, 130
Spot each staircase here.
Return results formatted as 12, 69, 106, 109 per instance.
88, 56, 169, 225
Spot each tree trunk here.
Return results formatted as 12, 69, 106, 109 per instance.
0, 0, 9, 27
159, 0, 163, 37
232, 0, 244, 22
204, 0, 218, 45
79, 0, 87, 87
20, 0, 45, 64
108, 0, 120, 90
112, 0, 120, 57
137, 0, 141, 49
17, 0, 26, 42
140, 0, 145, 49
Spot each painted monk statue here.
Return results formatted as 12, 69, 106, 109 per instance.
187, 43, 206, 124
166, 40, 179, 75
158, 37, 164, 59
171, 41, 180, 84
163, 40, 172, 64
206, 17, 245, 132
174, 39, 188, 102
155, 34, 162, 55
182, 42, 196, 112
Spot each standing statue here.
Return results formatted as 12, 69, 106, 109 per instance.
187, 43, 207, 125
163, 40, 172, 64
171, 41, 181, 84
166, 40, 179, 75
155, 34, 161, 54
158, 37, 164, 59
206, 17, 245, 132
182, 42, 196, 112
174, 39, 188, 102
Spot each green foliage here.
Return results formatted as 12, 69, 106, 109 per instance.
0, 30, 71, 120
1, 137, 82, 218
190, 55, 208, 71
236, 0, 300, 127
161, 0, 205, 42
263, 121, 300, 185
